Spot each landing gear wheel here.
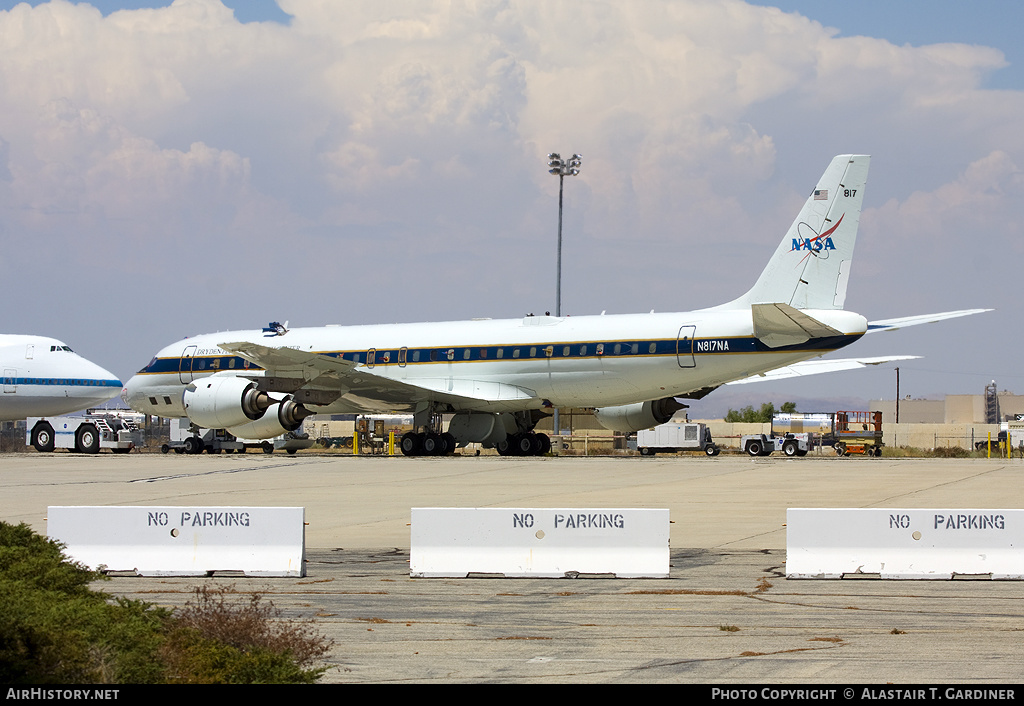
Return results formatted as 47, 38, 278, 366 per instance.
515, 433, 538, 456
31, 422, 55, 453
422, 433, 442, 455
400, 432, 422, 456
535, 433, 551, 455
496, 437, 512, 456
75, 424, 99, 454
442, 432, 457, 455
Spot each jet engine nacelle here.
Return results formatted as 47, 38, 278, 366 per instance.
226, 398, 312, 440
182, 375, 271, 430
447, 412, 516, 447
593, 397, 686, 433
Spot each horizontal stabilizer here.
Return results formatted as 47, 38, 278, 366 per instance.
867, 309, 992, 333
727, 355, 920, 385
752, 303, 841, 348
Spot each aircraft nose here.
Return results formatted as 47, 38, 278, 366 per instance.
122, 373, 155, 412
123, 374, 142, 404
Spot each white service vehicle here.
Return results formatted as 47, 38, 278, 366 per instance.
636, 422, 720, 457
163, 418, 314, 455
27, 413, 143, 454
741, 433, 810, 457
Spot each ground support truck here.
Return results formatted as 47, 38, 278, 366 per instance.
28, 413, 143, 454
635, 422, 720, 457
740, 432, 810, 457
162, 418, 314, 455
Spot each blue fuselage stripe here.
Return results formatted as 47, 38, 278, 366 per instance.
136, 334, 860, 375
1, 377, 121, 387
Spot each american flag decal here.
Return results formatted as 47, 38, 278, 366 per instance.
813, 189, 828, 200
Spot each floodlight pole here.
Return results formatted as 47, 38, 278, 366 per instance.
547, 153, 581, 317
556, 173, 564, 316
547, 153, 581, 439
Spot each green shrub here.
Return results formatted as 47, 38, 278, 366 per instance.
0, 522, 332, 684
161, 586, 331, 684
930, 446, 970, 458
0, 522, 167, 684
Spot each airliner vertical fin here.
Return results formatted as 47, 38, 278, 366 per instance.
718, 154, 870, 311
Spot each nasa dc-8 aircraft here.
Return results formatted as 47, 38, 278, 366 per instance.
0, 335, 122, 421
123, 155, 986, 455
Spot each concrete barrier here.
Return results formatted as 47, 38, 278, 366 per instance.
410, 507, 669, 578
48, 506, 306, 577
787, 508, 1024, 579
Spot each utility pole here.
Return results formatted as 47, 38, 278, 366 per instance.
895, 367, 900, 424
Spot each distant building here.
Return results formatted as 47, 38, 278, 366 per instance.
871, 389, 1024, 424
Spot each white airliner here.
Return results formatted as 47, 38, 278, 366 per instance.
0, 335, 123, 421
123, 155, 987, 456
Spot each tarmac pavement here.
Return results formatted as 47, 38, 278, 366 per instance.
2, 451, 1023, 684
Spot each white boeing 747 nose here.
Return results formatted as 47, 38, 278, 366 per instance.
0, 335, 122, 421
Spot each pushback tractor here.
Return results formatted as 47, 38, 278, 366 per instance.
28, 413, 143, 454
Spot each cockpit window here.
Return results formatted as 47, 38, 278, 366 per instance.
138, 356, 157, 373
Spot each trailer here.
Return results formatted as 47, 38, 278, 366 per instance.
27, 413, 143, 454
636, 423, 720, 457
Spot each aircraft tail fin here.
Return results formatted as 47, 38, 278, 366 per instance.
719, 154, 870, 311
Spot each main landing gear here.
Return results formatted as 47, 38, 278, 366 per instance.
496, 432, 551, 457
398, 408, 552, 457
400, 431, 457, 457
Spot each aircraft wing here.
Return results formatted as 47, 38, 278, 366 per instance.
219, 341, 539, 411
726, 355, 921, 385
867, 309, 991, 333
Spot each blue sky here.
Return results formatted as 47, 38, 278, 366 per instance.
0, 1, 1020, 417
4, 0, 293, 24
23, 0, 1020, 88
750, 1, 1024, 89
